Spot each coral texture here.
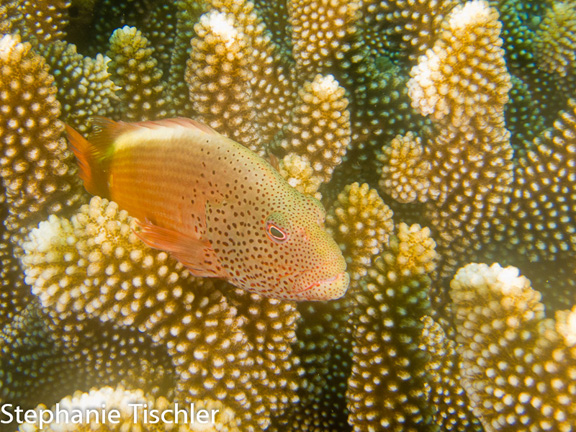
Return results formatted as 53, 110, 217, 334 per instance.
0, 34, 85, 252
347, 223, 437, 432
107, 26, 168, 121
451, 263, 576, 431
18, 385, 239, 432
534, 1, 576, 79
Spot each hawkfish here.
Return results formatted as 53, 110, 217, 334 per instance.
66, 118, 349, 301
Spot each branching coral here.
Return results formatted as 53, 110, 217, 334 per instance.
18, 385, 239, 432
0, 34, 85, 252
280, 74, 351, 186
392, 0, 575, 279
272, 222, 443, 432
0, 0, 70, 44
0, 303, 64, 406
185, 0, 294, 155
404, 0, 514, 264
278, 153, 324, 198
451, 263, 576, 431
19, 196, 300, 430
288, 0, 362, 84
271, 298, 352, 431
0, 301, 174, 409
501, 99, 576, 262
378, 132, 433, 204
494, 0, 563, 139
372, 1, 576, 336
382, 0, 573, 289
186, 10, 259, 149
107, 26, 168, 121
534, 1, 576, 79
0, 222, 31, 329
420, 316, 483, 431
225, 289, 301, 427
20, 197, 194, 327
326, 182, 394, 282
360, 0, 460, 62
35, 40, 117, 133
165, 0, 207, 115
347, 223, 437, 432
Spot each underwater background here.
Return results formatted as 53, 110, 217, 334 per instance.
1, 0, 576, 430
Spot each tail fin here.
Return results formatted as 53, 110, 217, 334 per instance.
65, 122, 112, 197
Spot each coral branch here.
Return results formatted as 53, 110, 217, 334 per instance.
107, 26, 168, 121
0, 34, 85, 252
451, 263, 576, 431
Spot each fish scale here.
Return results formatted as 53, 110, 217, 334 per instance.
66, 117, 349, 301
112, 144, 212, 233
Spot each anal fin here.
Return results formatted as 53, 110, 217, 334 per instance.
135, 219, 227, 278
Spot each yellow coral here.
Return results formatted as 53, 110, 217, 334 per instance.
396, 0, 515, 278
21, 197, 301, 430
451, 263, 576, 431
186, 0, 294, 154
0, 34, 85, 252
19, 385, 239, 432
36, 41, 117, 133
326, 182, 394, 281
0, 301, 174, 408
1, 0, 576, 429
347, 223, 437, 432
0, 0, 70, 44
503, 98, 576, 262
281, 74, 351, 185
420, 316, 483, 431
390, 222, 437, 278
21, 197, 193, 327
360, 0, 459, 61
378, 132, 434, 203
0, 227, 30, 329
407, 0, 510, 123
107, 26, 168, 121
278, 153, 323, 198
288, 0, 361, 80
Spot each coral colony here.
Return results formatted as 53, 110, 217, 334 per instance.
1, 0, 576, 431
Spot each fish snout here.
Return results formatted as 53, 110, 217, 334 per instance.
293, 269, 350, 301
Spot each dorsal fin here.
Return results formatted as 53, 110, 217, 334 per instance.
96, 117, 222, 137
153, 118, 221, 135
67, 117, 222, 197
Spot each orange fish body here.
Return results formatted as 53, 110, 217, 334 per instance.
66, 118, 349, 301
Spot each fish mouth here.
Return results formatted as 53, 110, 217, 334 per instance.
295, 270, 350, 301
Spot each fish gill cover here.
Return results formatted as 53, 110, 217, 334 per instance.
0, 0, 575, 431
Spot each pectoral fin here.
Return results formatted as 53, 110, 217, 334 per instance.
135, 219, 227, 278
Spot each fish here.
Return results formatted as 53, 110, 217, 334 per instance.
65, 117, 349, 301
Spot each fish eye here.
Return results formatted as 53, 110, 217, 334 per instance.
266, 221, 288, 243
